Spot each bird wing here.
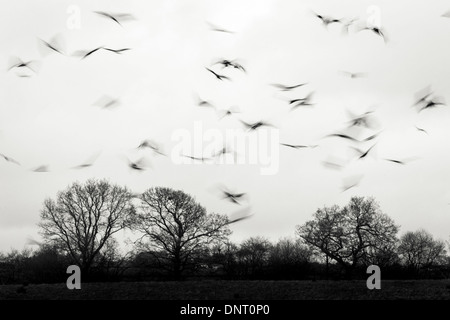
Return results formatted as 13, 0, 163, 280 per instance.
115, 13, 136, 21
94, 11, 122, 25
32, 165, 49, 172
326, 133, 357, 141
0, 153, 21, 165
82, 47, 104, 59
206, 67, 218, 77
206, 22, 234, 33
227, 206, 253, 225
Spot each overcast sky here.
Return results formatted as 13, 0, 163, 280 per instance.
1, 0, 450, 253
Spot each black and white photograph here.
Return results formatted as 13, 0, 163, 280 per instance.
1, 0, 450, 314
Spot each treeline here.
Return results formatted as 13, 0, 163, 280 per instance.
1, 234, 449, 285
0, 179, 449, 285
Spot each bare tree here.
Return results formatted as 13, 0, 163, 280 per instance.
268, 237, 313, 279
296, 196, 398, 277
38, 179, 135, 277
269, 237, 313, 265
398, 229, 447, 271
95, 238, 131, 280
132, 187, 231, 280
236, 236, 272, 278
201, 240, 240, 278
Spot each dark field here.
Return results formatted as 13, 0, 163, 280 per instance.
1, 280, 450, 300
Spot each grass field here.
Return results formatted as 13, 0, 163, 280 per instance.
1, 279, 450, 300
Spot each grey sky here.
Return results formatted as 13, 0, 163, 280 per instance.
1, 0, 450, 252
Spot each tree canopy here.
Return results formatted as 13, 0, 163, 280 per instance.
296, 196, 399, 275
131, 187, 231, 279
39, 179, 135, 275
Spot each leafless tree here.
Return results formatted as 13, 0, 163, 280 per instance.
38, 179, 135, 276
95, 238, 132, 279
236, 236, 272, 277
398, 229, 447, 271
296, 196, 399, 277
269, 237, 313, 265
132, 187, 231, 280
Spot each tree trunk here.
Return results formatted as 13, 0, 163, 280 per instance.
81, 258, 92, 280
344, 264, 355, 280
173, 248, 182, 280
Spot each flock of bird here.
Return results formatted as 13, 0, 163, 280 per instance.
1, 6, 450, 225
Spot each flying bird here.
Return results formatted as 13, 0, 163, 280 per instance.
346, 110, 376, 128
383, 159, 405, 165
0, 153, 21, 165
341, 174, 363, 192
93, 11, 136, 26
415, 126, 428, 134
25, 237, 42, 246
7, 57, 40, 74
312, 11, 342, 27
182, 154, 212, 162
271, 83, 307, 91
419, 98, 446, 112
72, 47, 130, 59
383, 157, 419, 165
216, 106, 240, 120
413, 86, 433, 106
72, 46, 105, 59
280, 143, 317, 149
215, 185, 248, 205
222, 191, 247, 205
72, 151, 101, 169
93, 95, 120, 109
38, 34, 66, 55
195, 95, 215, 109
227, 206, 254, 225
221, 205, 254, 226
351, 143, 377, 160
358, 25, 388, 43
228, 214, 253, 224
413, 87, 446, 112
126, 156, 151, 171
214, 59, 246, 73
32, 165, 50, 172
412, 86, 446, 111
211, 145, 237, 160
324, 133, 359, 142
360, 131, 382, 142
322, 156, 347, 170
102, 47, 131, 54
239, 120, 274, 131
137, 139, 165, 156
289, 98, 307, 105
339, 70, 367, 79
207, 22, 234, 33
290, 92, 314, 110
205, 67, 230, 81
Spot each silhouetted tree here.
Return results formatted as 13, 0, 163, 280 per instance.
0, 249, 32, 284
132, 187, 231, 280
38, 179, 135, 277
398, 229, 447, 272
236, 236, 272, 278
296, 196, 398, 277
24, 244, 70, 284
268, 237, 313, 279
203, 241, 239, 278
93, 238, 131, 280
